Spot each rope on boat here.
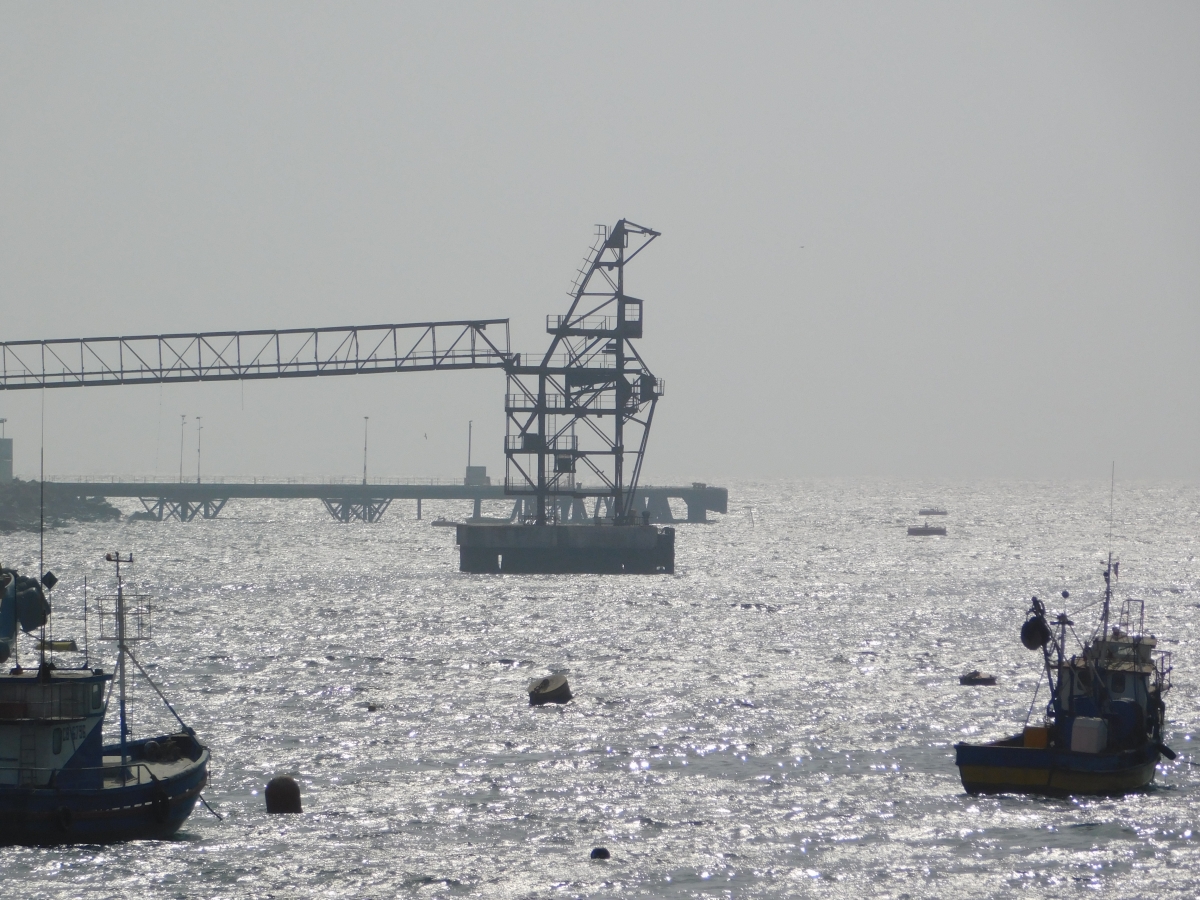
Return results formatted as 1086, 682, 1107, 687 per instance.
199, 794, 224, 821
1022, 669, 1043, 727
124, 646, 191, 734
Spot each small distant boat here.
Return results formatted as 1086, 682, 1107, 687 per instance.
0, 553, 209, 844
954, 556, 1174, 796
908, 521, 946, 536
919, 508, 947, 516
959, 670, 997, 686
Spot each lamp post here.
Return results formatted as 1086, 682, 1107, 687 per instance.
362, 417, 369, 485
178, 415, 186, 483
196, 416, 203, 484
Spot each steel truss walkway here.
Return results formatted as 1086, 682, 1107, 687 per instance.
0, 320, 509, 389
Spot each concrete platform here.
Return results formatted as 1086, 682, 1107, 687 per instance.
456, 523, 675, 574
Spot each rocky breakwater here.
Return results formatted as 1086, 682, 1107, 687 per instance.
0, 480, 121, 532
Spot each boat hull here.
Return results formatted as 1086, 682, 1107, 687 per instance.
0, 746, 209, 845
954, 740, 1159, 796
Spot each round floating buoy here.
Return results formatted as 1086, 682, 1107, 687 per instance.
528, 674, 572, 706
590, 847, 610, 860
265, 775, 303, 814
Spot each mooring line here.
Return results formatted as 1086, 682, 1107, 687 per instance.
199, 794, 224, 821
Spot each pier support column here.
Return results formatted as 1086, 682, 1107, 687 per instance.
139, 497, 227, 522
322, 498, 392, 523
138, 498, 167, 521
646, 494, 674, 524
417, 498, 422, 520
473, 497, 482, 519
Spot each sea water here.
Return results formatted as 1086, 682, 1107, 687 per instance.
1, 479, 1198, 898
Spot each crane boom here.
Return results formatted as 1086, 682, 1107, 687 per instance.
0, 320, 510, 389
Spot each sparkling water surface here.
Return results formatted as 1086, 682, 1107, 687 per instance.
3, 479, 1199, 898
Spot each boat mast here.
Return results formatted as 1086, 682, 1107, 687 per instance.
1101, 553, 1112, 642
110, 552, 131, 784
1102, 463, 1114, 641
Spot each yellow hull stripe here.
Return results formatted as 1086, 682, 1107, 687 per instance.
959, 762, 1157, 794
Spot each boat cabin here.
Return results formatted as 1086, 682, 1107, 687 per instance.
0, 668, 110, 788
1052, 628, 1167, 752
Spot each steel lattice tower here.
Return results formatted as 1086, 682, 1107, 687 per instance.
503, 219, 663, 525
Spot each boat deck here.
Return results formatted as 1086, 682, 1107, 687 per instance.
100, 754, 199, 788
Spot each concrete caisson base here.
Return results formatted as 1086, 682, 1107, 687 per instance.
456, 524, 675, 574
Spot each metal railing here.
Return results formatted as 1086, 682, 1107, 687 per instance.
46, 475, 472, 486
504, 393, 620, 412
0, 761, 168, 788
0, 684, 99, 720
512, 353, 618, 372
546, 314, 617, 333
504, 435, 579, 453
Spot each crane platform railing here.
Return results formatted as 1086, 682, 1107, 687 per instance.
0, 320, 510, 389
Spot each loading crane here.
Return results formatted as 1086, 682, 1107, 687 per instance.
0, 219, 666, 538
504, 220, 663, 525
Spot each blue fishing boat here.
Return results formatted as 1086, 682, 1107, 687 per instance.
0, 553, 209, 844
955, 556, 1174, 796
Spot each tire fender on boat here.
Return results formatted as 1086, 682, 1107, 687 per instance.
151, 786, 170, 823
53, 806, 72, 832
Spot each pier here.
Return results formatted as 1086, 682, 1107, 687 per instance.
44, 478, 728, 525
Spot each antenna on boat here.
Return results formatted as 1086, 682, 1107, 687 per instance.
1108, 461, 1115, 548
1101, 462, 1116, 642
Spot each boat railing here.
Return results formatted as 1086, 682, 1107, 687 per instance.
0, 760, 168, 788
1114, 597, 1146, 638
98, 593, 153, 642
1154, 648, 1173, 693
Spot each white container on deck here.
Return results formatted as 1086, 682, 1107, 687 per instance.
1070, 717, 1108, 753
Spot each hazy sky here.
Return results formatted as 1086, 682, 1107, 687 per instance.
2, 3, 1197, 482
